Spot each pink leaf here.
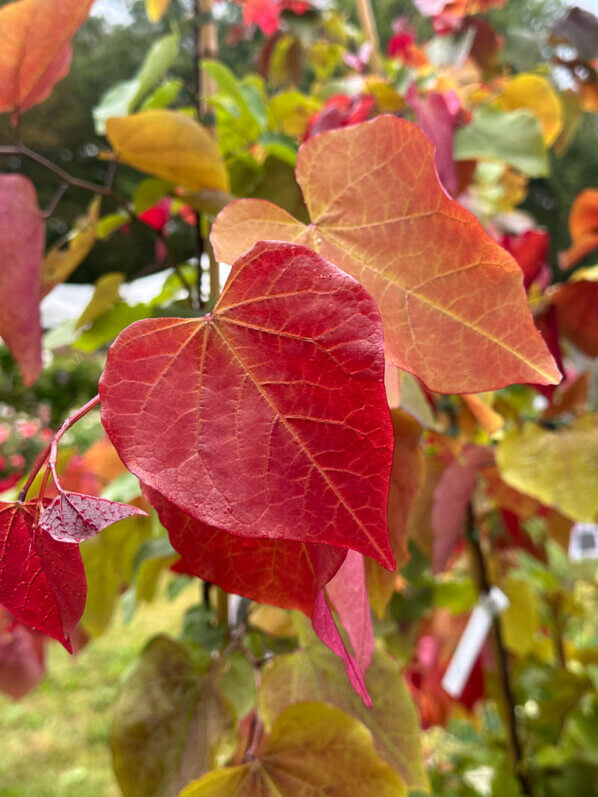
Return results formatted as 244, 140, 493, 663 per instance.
326, 550, 375, 674
38, 492, 147, 543
432, 446, 493, 572
311, 589, 372, 706
0, 175, 43, 385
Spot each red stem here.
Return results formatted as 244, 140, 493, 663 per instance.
18, 394, 101, 503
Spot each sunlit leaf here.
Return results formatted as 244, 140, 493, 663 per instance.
212, 116, 559, 393
93, 33, 179, 134
106, 110, 230, 192
76, 273, 124, 330
496, 74, 563, 146
145, 0, 171, 22
42, 196, 101, 296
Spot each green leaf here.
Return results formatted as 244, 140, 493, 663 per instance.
74, 302, 151, 352
258, 618, 429, 792
81, 515, 151, 636
93, 32, 180, 134
454, 105, 549, 178
76, 272, 124, 329
141, 78, 183, 110
111, 635, 236, 797
182, 702, 407, 796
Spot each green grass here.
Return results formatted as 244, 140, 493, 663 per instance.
0, 587, 196, 797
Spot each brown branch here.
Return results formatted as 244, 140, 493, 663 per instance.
0, 144, 197, 307
354, 0, 383, 75
466, 505, 533, 795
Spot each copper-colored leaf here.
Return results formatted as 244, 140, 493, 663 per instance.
100, 241, 394, 568
0, 174, 43, 385
0, 501, 86, 650
0, 0, 95, 115
551, 273, 598, 357
366, 409, 424, 617
561, 189, 598, 270
211, 116, 559, 393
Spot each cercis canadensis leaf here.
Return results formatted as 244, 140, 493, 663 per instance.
0, 174, 43, 385
105, 110, 229, 193
181, 702, 406, 797
211, 115, 559, 394
0, 0, 96, 114
145, 483, 345, 615
38, 491, 148, 544
0, 502, 86, 651
99, 241, 395, 569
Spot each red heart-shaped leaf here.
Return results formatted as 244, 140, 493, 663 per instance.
146, 484, 345, 615
100, 242, 395, 568
0, 501, 86, 651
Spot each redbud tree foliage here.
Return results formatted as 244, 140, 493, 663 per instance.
1, 0, 598, 793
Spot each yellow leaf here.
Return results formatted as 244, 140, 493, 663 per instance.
496, 74, 563, 146
364, 77, 404, 112
182, 702, 407, 796
145, 0, 171, 22
76, 272, 124, 329
496, 421, 598, 523
42, 196, 101, 295
500, 575, 539, 656
268, 90, 322, 138
258, 633, 428, 792
106, 110, 229, 193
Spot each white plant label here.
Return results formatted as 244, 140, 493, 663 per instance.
442, 587, 510, 699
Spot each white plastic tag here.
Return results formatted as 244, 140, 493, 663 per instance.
569, 522, 598, 562
442, 587, 509, 699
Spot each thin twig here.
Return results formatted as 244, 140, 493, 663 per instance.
466, 505, 533, 795
0, 144, 197, 307
18, 395, 101, 503
41, 181, 68, 219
